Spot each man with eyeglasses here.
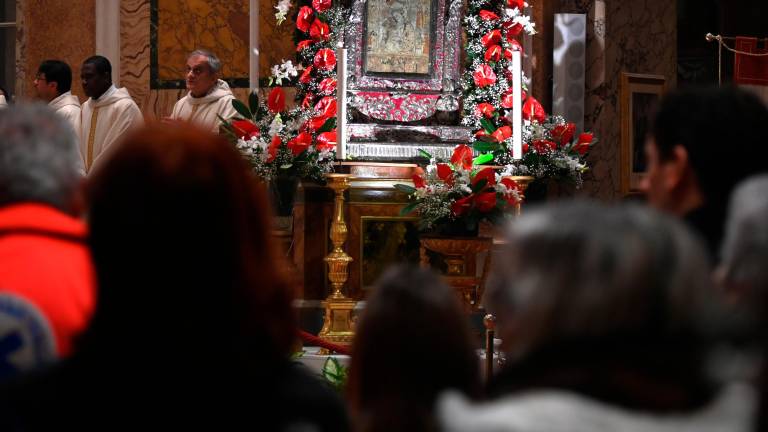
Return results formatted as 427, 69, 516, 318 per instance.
33, 60, 81, 140
168, 49, 238, 133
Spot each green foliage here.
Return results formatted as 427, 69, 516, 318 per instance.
232, 99, 253, 120
321, 357, 348, 391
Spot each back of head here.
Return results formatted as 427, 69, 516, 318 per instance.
651, 86, 768, 208
719, 175, 768, 318
85, 123, 294, 365
486, 201, 722, 406
349, 265, 479, 432
0, 103, 81, 212
38, 60, 72, 94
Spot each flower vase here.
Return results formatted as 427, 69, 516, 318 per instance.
269, 176, 300, 217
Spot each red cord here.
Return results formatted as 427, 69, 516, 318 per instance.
298, 330, 352, 355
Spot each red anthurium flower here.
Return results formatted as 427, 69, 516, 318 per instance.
314, 96, 337, 118
296, 6, 314, 33
451, 195, 474, 217
573, 132, 593, 155
288, 132, 313, 156
476, 103, 496, 118
507, 0, 525, 10
299, 66, 314, 83
296, 40, 314, 51
522, 142, 529, 153
436, 163, 454, 186
485, 45, 502, 62
532, 139, 557, 153
412, 174, 426, 189
475, 129, 489, 139
479, 9, 500, 20
310, 19, 330, 41
491, 125, 512, 142
313, 48, 337, 71
500, 178, 521, 204
302, 92, 315, 109
551, 122, 576, 146
232, 119, 259, 139
504, 22, 523, 40
451, 144, 474, 171
268, 136, 282, 162
303, 115, 328, 132
472, 167, 496, 187
312, 0, 332, 13
501, 90, 515, 109
522, 96, 546, 123
475, 192, 498, 212
318, 77, 337, 95
481, 30, 502, 48
316, 131, 337, 151
473, 64, 497, 87
267, 87, 286, 113
505, 39, 524, 57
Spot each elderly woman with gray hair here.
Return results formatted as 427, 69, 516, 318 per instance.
438, 201, 755, 432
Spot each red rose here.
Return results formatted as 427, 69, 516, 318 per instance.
316, 131, 337, 151
267, 87, 286, 113
481, 29, 502, 48
507, 0, 525, 11
475, 103, 496, 118
314, 96, 337, 118
472, 167, 496, 188
522, 96, 546, 123
310, 19, 330, 41
451, 144, 474, 171
412, 174, 426, 189
296, 40, 314, 51
451, 195, 474, 217
475, 192, 498, 212
287, 132, 313, 156
479, 10, 500, 20
485, 45, 502, 62
312, 0, 332, 13
573, 132, 593, 155
232, 119, 259, 139
473, 64, 497, 87
268, 136, 282, 162
532, 139, 557, 153
318, 77, 337, 95
436, 163, 454, 186
551, 122, 576, 146
313, 48, 336, 71
299, 66, 314, 83
296, 6, 314, 33
491, 125, 512, 142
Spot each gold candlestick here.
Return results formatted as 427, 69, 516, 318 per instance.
318, 173, 356, 350
503, 175, 535, 216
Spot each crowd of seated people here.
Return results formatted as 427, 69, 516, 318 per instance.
0, 85, 767, 431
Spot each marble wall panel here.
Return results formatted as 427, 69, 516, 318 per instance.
16, 0, 95, 101
558, 0, 676, 200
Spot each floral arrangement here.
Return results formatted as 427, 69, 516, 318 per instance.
395, 145, 521, 233
222, 0, 350, 184
462, 0, 595, 187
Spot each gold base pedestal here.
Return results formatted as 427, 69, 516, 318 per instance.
317, 173, 356, 353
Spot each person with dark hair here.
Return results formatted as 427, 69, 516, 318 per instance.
0, 122, 350, 429
642, 85, 768, 260
439, 202, 754, 432
169, 49, 237, 133
79, 55, 142, 174
348, 265, 480, 432
34, 60, 81, 146
0, 104, 95, 373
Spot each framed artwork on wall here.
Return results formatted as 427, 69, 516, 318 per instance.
619, 73, 667, 195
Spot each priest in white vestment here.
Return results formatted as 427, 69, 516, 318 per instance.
79, 55, 143, 174
34, 60, 81, 137
169, 49, 238, 133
